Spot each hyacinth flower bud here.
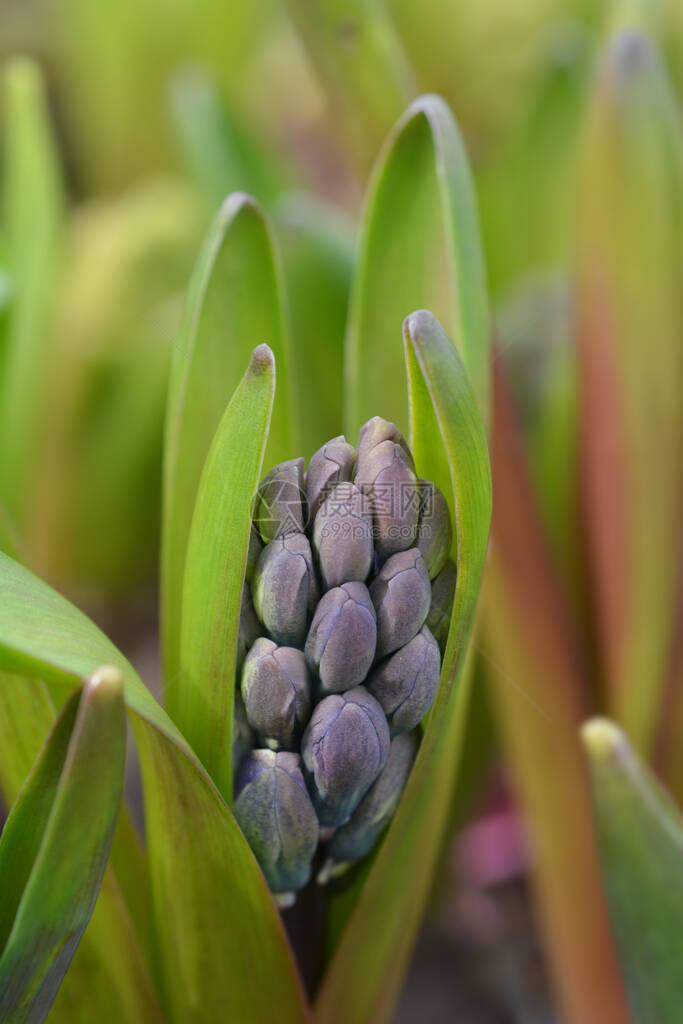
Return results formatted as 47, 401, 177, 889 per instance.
232, 691, 254, 770
367, 626, 440, 732
416, 480, 452, 579
312, 481, 373, 591
245, 524, 264, 584
302, 686, 390, 827
254, 458, 306, 541
325, 730, 418, 866
356, 416, 415, 473
305, 582, 376, 693
236, 582, 261, 672
426, 559, 457, 654
354, 419, 419, 561
234, 750, 319, 894
306, 435, 356, 518
241, 638, 311, 750
370, 548, 431, 657
252, 533, 319, 647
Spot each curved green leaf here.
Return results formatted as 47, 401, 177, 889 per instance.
0, 670, 125, 1022
316, 311, 491, 1024
582, 718, 683, 1022
576, 32, 683, 753
345, 94, 489, 439
169, 67, 288, 208
0, 552, 309, 1024
161, 192, 294, 686
0, 59, 62, 527
0, 674, 54, 805
178, 346, 274, 803
284, 0, 415, 169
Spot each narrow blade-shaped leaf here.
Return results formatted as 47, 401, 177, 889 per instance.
316, 311, 491, 1024
0, 669, 125, 1022
483, 366, 628, 1024
178, 346, 274, 802
169, 67, 288, 208
345, 95, 489, 439
284, 0, 415, 169
0, 552, 309, 1023
0, 59, 62, 527
161, 192, 294, 686
582, 718, 683, 1022
575, 31, 683, 752
0, 674, 54, 805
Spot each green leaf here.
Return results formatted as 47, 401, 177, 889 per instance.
161, 193, 294, 686
169, 67, 288, 208
0, 498, 20, 560
0, 669, 125, 1022
283, 0, 416, 169
316, 311, 491, 1024
582, 718, 683, 1022
0, 551, 309, 1023
177, 346, 274, 803
0, 674, 54, 805
345, 94, 490, 440
576, 32, 683, 753
275, 193, 352, 453
482, 366, 628, 1024
0, 665, 161, 1020
0, 59, 62, 527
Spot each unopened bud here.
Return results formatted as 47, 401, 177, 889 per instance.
246, 524, 264, 583
312, 482, 373, 590
305, 582, 376, 693
356, 417, 415, 473
306, 436, 356, 518
234, 750, 319, 893
367, 626, 440, 732
416, 480, 452, 579
241, 638, 311, 749
370, 548, 431, 657
254, 458, 306, 541
252, 534, 319, 647
325, 730, 418, 864
426, 559, 457, 654
302, 686, 390, 827
236, 582, 261, 672
232, 691, 254, 770
355, 418, 419, 561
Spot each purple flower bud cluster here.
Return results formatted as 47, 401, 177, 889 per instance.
233, 418, 456, 899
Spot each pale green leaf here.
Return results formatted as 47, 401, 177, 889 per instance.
169, 67, 288, 207
0, 552, 309, 1023
0, 59, 62, 527
345, 94, 490, 439
178, 346, 274, 803
582, 718, 683, 1023
576, 32, 683, 753
161, 193, 294, 686
0, 670, 126, 1022
284, 0, 416, 169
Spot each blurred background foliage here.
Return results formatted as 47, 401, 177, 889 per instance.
1, 0, 683, 1020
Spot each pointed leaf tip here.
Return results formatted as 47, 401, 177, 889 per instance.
581, 717, 627, 762
403, 309, 437, 342
219, 190, 262, 220
87, 664, 124, 697
250, 344, 274, 375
